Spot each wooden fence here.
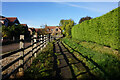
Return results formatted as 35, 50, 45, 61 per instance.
0, 34, 51, 80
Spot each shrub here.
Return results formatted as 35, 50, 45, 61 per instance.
72, 7, 119, 49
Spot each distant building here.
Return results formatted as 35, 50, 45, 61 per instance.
21, 24, 30, 39
28, 28, 36, 36
0, 17, 20, 27
45, 25, 63, 39
28, 28, 46, 38
21, 24, 28, 27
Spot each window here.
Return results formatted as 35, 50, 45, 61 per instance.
15, 23, 18, 25
47, 29, 49, 31
56, 28, 58, 31
51, 29, 53, 31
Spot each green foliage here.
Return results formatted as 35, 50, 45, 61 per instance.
24, 42, 54, 79
0, 26, 2, 33
59, 19, 74, 38
2, 24, 29, 39
37, 29, 46, 35
79, 41, 120, 61
72, 7, 119, 49
79, 16, 92, 24
62, 38, 120, 80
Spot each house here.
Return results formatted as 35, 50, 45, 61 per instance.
45, 25, 63, 38
21, 24, 29, 33
21, 24, 28, 27
28, 28, 46, 38
28, 28, 36, 36
6, 17, 20, 26
52, 27, 62, 36
21, 24, 31, 39
0, 16, 20, 27
0, 17, 9, 26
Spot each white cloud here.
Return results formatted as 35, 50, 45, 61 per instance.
57, 2, 108, 13
1, 0, 120, 2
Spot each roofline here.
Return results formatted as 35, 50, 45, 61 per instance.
6, 17, 17, 18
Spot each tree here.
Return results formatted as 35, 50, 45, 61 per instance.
79, 16, 92, 24
37, 29, 46, 35
2, 25, 12, 38
59, 19, 74, 38
2, 24, 29, 40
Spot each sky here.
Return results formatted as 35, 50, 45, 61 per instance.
2, 2, 118, 28
1, 0, 120, 2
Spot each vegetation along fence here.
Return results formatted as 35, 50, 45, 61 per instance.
1, 34, 53, 80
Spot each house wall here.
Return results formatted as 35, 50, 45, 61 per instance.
51, 27, 61, 35
4, 19, 9, 27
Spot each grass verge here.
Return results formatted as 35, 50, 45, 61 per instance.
23, 42, 54, 79
62, 38, 120, 80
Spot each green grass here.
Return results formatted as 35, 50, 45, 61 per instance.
62, 38, 120, 80
0, 27, 2, 32
74, 40, 120, 61
23, 42, 54, 79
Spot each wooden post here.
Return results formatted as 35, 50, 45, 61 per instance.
19, 35, 24, 74
40, 35, 43, 50
31, 36, 33, 64
49, 34, 51, 42
44, 35, 46, 47
47, 35, 48, 44
33, 35, 37, 58
45, 35, 47, 46
51, 36, 53, 41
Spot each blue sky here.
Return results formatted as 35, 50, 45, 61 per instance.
2, 2, 118, 28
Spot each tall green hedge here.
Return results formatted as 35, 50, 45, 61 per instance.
72, 7, 119, 49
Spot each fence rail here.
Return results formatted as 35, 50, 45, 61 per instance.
1, 34, 51, 80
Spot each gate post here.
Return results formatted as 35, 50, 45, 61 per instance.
19, 35, 24, 74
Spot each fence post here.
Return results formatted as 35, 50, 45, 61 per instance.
45, 35, 47, 46
49, 34, 51, 42
47, 35, 49, 44
31, 36, 33, 64
40, 35, 43, 50
19, 35, 24, 74
33, 35, 37, 58
44, 35, 46, 47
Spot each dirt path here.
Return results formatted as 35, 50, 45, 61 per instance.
53, 40, 97, 80
4, 40, 98, 80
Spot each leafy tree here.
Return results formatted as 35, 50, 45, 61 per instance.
79, 16, 92, 24
59, 19, 74, 38
2, 25, 12, 38
37, 29, 46, 35
2, 24, 29, 40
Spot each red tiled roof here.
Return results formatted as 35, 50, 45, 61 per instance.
21, 24, 27, 26
35, 28, 45, 32
35, 28, 40, 32
6, 17, 17, 22
28, 27, 36, 32
45, 26, 57, 29
29, 27, 35, 30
